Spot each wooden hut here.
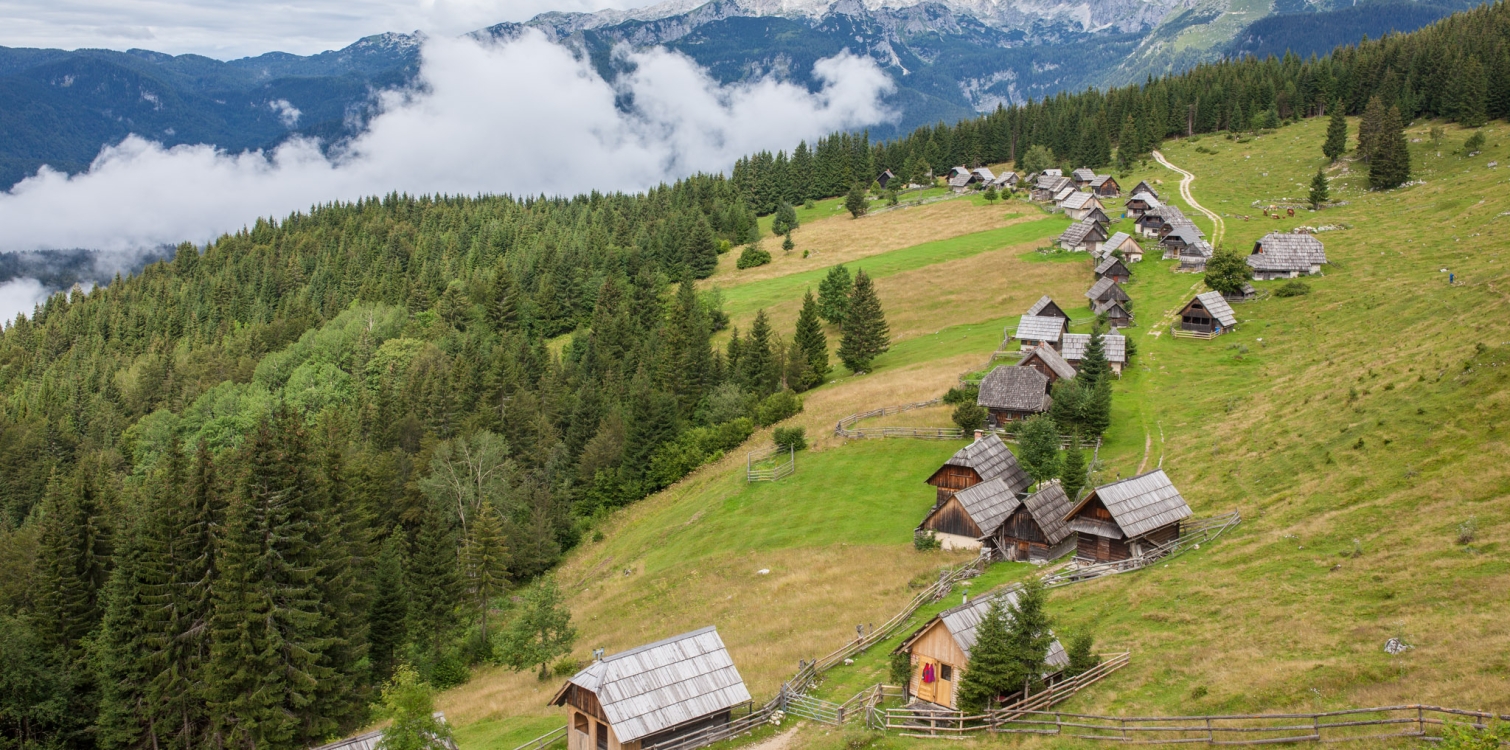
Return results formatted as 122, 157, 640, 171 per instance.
895, 590, 1070, 708
988, 480, 1077, 561
1159, 226, 1205, 253
1099, 231, 1143, 262
1085, 206, 1112, 227
1088, 175, 1120, 197
1177, 291, 1237, 335
1084, 276, 1129, 307
973, 167, 996, 184
1063, 469, 1192, 563
1018, 343, 1076, 384
311, 716, 457, 750
994, 172, 1020, 190
1053, 186, 1077, 204
1225, 282, 1257, 302
1177, 239, 1214, 272
1094, 255, 1131, 283
1061, 332, 1127, 375
1025, 295, 1068, 321
1248, 232, 1327, 279
1014, 314, 1068, 350
1060, 192, 1104, 221
1070, 168, 1097, 187
877, 169, 896, 189
1057, 219, 1108, 252
1124, 191, 1161, 218
923, 432, 1032, 506
551, 627, 752, 750
1031, 175, 1071, 201
1129, 180, 1159, 199
1091, 298, 1133, 328
977, 365, 1052, 424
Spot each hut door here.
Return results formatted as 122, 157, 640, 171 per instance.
1017, 541, 1031, 561
917, 657, 939, 703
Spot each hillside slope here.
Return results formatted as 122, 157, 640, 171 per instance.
449, 115, 1510, 748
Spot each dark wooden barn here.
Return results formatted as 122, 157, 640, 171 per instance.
1094, 255, 1131, 283
923, 432, 1031, 505
1091, 298, 1133, 328
1063, 469, 1192, 563
1130, 180, 1159, 199
1177, 291, 1237, 335
1085, 276, 1129, 307
1088, 175, 1120, 198
977, 365, 1051, 424
877, 169, 896, 189
1124, 191, 1161, 218
1018, 343, 1077, 385
1025, 295, 1069, 321
985, 480, 1077, 561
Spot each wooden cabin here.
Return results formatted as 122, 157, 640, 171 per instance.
1088, 175, 1120, 198
1018, 343, 1077, 385
1177, 240, 1214, 272
923, 432, 1031, 506
916, 477, 1015, 552
1248, 232, 1327, 279
1060, 192, 1104, 221
1094, 255, 1131, 283
988, 480, 1077, 561
1053, 186, 1077, 205
1134, 208, 1168, 237
1099, 231, 1142, 262
877, 169, 896, 189
1025, 295, 1069, 322
977, 365, 1051, 424
1092, 298, 1133, 328
1057, 219, 1108, 252
1064, 469, 1192, 563
896, 590, 1069, 708
1085, 208, 1112, 229
1124, 191, 1161, 218
1032, 175, 1073, 202
1070, 168, 1097, 187
995, 172, 1020, 190
1084, 276, 1129, 307
973, 167, 996, 184
948, 166, 971, 181
1061, 332, 1127, 375
1130, 180, 1159, 199
551, 627, 751, 750
1177, 291, 1237, 335
948, 172, 974, 191
1225, 282, 1257, 303
1014, 314, 1069, 350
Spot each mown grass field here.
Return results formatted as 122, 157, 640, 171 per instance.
442, 115, 1510, 749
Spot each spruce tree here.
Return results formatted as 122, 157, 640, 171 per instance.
1457, 56, 1489, 128
1309, 167, 1330, 209
837, 270, 890, 373
1356, 96, 1387, 162
1117, 114, 1141, 168
1016, 415, 1061, 485
1368, 105, 1412, 190
311, 432, 370, 736
1002, 578, 1055, 696
496, 577, 576, 680
955, 597, 1015, 713
487, 263, 518, 332
1060, 439, 1087, 502
95, 510, 158, 750
782, 339, 811, 393
771, 202, 799, 236
367, 532, 410, 683
792, 291, 829, 390
817, 265, 853, 326
1083, 377, 1113, 438
1323, 103, 1348, 161
34, 469, 113, 656
844, 183, 869, 218
683, 215, 720, 279
407, 500, 463, 663
739, 310, 781, 397
1078, 329, 1112, 390
1064, 631, 1099, 678
462, 507, 510, 646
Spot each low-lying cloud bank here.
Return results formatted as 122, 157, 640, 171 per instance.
0, 31, 895, 258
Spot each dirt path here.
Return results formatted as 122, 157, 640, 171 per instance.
745, 728, 801, 750
1152, 150, 1225, 246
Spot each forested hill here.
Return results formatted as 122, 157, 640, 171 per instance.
1, 3, 1508, 749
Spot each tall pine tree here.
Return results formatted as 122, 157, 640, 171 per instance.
1369, 105, 1412, 190
1323, 103, 1348, 161
791, 291, 829, 391
367, 531, 410, 683
816, 265, 853, 327
837, 270, 890, 373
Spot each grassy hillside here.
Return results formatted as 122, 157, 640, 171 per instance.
444, 115, 1510, 749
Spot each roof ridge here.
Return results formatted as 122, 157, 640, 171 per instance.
601, 625, 719, 663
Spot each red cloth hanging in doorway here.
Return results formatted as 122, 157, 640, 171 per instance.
922, 663, 936, 684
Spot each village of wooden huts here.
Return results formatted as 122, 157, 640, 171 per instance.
551, 627, 752, 750
896, 589, 1070, 708
1248, 231, 1327, 279
1057, 218, 1109, 252
919, 432, 1038, 550
1061, 331, 1127, 375
1064, 469, 1192, 563
1097, 231, 1143, 262
1085, 276, 1133, 328
1176, 290, 1238, 336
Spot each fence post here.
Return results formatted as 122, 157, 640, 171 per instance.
1417, 705, 1424, 737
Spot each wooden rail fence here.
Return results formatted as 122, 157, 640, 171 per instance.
1041, 511, 1241, 588
1169, 325, 1220, 340
509, 726, 564, 750
833, 399, 1100, 450
745, 445, 795, 482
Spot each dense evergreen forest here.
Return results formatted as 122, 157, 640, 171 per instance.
2, 3, 1508, 748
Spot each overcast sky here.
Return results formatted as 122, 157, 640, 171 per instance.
0, 0, 666, 58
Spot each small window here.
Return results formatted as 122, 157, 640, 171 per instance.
940, 664, 953, 681
596, 723, 608, 750
574, 713, 589, 733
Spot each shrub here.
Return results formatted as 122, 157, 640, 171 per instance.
952, 403, 987, 433
913, 530, 941, 551
943, 384, 979, 405
889, 651, 914, 687
1275, 280, 1312, 297
756, 389, 803, 426
773, 425, 807, 452
1458, 517, 1478, 545
1463, 130, 1486, 155
716, 239, 732, 254
645, 418, 755, 489
736, 243, 772, 269
1064, 631, 1099, 678
429, 653, 470, 690
1441, 720, 1510, 749
552, 657, 582, 677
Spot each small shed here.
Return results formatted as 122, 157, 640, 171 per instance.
896, 590, 1070, 709
1018, 343, 1077, 384
1060, 192, 1104, 221
1092, 298, 1133, 328
1025, 295, 1068, 321
1177, 240, 1214, 272
973, 167, 996, 184
1063, 469, 1192, 563
877, 169, 896, 189
948, 172, 974, 191
1224, 282, 1257, 302
977, 365, 1052, 424
1248, 232, 1327, 279
1085, 207, 1112, 228
1100, 231, 1143, 262
1177, 291, 1237, 335
1015, 314, 1069, 350
1094, 255, 1131, 283
1057, 219, 1109, 252
1088, 175, 1120, 197
989, 480, 1078, 561
995, 172, 1020, 189
1159, 226, 1205, 253
1061, 332, 1127, 375
1124, 191, 1161, 218
917, 476, 1018, 552
923, 432, 1032, 505
1033, 176, 1073, 202
1070, 168, 1097, 187
551, 627, 752, 750
948, 166, 972, 181
1129, 180, 1159, 200
1085, 276, 1129, 306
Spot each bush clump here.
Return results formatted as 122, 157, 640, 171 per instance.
913, 530, 942, 551
773, 425, 807, 452
755, 389, 803, 426
943, 384, 979, 405
952, 403, 987, 433
736, 243, 772, 269
1275, 280, 1312, 297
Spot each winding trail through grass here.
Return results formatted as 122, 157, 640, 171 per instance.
1153, 149, 1225, 245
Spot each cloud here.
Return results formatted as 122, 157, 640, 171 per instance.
268, 99, 302, 127
0, 31, 895, 254
0, 278, 48, 325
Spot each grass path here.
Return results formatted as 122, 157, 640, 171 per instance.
1153, 149, 1226, 245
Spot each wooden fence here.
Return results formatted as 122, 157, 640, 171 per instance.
1040, 511, 1241, 588
1169, 325, 1220, 340
833, 399, 1100, 450
834, 398, 945, 437
508, 726, 564, 750
641, 704, 773, 750
745, 445, 795, 482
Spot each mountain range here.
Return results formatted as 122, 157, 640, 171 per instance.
0, 0, 1478, 190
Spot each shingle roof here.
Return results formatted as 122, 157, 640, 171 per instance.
939, 433, 1033, 494
1016, 314, 1066, 342
1061, 192, 1098, 211
1058, 219, 1105, 247
1066, 469, 1192, 539
1163, 226, 1205, 246
1153, 205, 1187, 223
1042, 169, 1063, 177
1071, 168, 1096, 181
1054, 186, 1077, 202
997, 172, 1019, 186
1020, 343, 1077, 381
935, 590, 1070, 667
977, 365, 1051, 413
1181, 239, 1214, 258
553, 627, 751, 743
1192, 290, 1237, 327
1131, 181, 1159, 199
1127, 192, 1162, 209
1021, 480, 1076, 544
1095, 255, 1128, 276
948, 173, 973, 188
1249, 232, 1327, 271
1102, 232, 1136, 254
1092, 298, 1130, 317
1060, 332, 1126, 364
949, 166, 971, 178
933, 476, 1022, 538
973, 167, 996, 182
1025, 295, 1065, 319
1088, 175, 1114, 188
1085, 276, 1127, 302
